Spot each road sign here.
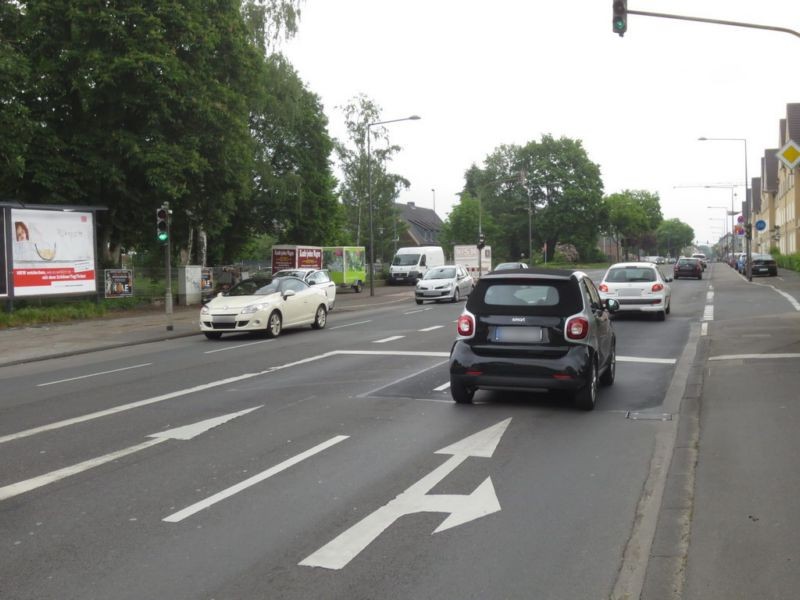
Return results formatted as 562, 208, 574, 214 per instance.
756, 220, 767, 231
737, 215, 745, 224
735, 225, 745, 236
776, 140, 800, 169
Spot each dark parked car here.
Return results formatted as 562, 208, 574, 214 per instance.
673, 257, 703, 280
751, 253, 778, 276
449, 268, 619, 411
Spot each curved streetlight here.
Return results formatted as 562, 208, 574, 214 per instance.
698, 137, 751, 280
367, 115, 421, 296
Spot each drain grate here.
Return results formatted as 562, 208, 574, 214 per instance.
626, 411, 673, 421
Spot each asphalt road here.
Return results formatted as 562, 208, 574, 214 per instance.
1, 265, 798, 600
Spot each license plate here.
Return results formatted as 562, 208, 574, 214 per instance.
423, 291, 439, 296
494, 326, 543, 343
619, 288, 642, 297
757, 267, 767, 272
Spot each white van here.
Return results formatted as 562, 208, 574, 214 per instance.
388, 246, 445, 284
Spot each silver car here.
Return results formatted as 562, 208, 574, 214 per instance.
415, 265, 474, 304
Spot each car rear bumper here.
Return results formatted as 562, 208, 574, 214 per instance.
449, 341, 592, 393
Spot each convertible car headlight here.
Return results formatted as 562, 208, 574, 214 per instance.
240, 303, 268, 314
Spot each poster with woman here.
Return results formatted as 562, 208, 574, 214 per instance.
11, 208, 96, 297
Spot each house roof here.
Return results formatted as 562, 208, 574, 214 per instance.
396, 202, 443, 245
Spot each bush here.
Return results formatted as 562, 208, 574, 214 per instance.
776, 252, 800, 271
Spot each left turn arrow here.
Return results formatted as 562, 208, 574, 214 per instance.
0, 406, 261, 502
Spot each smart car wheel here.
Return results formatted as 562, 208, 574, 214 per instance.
312, 304, 327, 329
452, 288, 460, 303
600, 344, 615, 386
450, 378, 475, 404
204, 332, 223, 340
574, 359, 598, 411
266, 311, 282, 338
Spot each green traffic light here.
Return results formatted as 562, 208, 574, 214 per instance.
614, 19, 625, 30
157, 231, 168, 242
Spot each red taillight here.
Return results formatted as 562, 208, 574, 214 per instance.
598, 283, 608, 292
457, 314, 474, 337
651, 283, 664, 292
565, 317, 589, 340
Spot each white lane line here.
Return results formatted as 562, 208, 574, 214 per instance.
163, 434, 349, 523
710, 353, 800, 361
373, 336, 405, 344
617, 356, 677, 365
701, 322, 708, 337
37, 363, 153, 387
433, 382, 451, 392
706, 291, 714, 303
418, 325, 444, 332
1, 350, 449, 445
702, 305, 714, 321
404, 308, 433, 315
753, 282, 800, 311
330, 320, 372, 330
204, 340, 273, 355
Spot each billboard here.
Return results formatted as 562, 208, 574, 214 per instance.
11, 208, 97, 297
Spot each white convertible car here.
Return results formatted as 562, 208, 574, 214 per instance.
200, 276, 328, 339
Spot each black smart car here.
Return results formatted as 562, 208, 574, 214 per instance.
449, 268, 619, 410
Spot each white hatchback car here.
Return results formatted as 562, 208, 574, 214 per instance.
598, 262, 672, 321
415, 265, 474, 304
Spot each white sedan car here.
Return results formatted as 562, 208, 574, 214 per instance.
200, 277, 328, 339
415, 265, 474, 304
598, 262, 672, 321
272, 268, 336, 311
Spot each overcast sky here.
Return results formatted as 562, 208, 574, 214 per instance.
283, 0, 800, 247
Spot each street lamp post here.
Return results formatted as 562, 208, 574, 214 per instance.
367, 115, 421, 296
698, 137, 751, 280
707, 205, 730, 258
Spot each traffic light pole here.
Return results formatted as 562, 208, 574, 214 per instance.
163, 202, 173, 331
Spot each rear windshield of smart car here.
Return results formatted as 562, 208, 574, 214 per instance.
467, 278, 582, 316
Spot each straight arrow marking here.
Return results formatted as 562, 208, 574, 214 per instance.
0, 407, 261, 503
300, 418, 511, 570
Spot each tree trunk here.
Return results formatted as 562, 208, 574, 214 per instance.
198, 228, 207, 267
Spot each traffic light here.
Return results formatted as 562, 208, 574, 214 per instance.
477, 232, 486, 250
612, 0, 627, 36
156, 206, 169, 243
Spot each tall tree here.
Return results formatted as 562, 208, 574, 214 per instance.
334, 94, 411, 260
656, 218, 694, 258
460, 135, 604, 262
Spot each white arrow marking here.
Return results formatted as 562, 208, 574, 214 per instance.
300, 418, 511, 570
0, 407, 260, 502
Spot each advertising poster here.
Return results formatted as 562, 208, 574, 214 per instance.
271, 247, 297, 273
11, 208, 96, 297
297, 246, 322, 269
104, 269, 133, 298
0, 210, 7, 297
201, 267, 213, 293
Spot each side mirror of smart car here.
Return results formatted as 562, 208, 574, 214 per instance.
605, 298, 620, 313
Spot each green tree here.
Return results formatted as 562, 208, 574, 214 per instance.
656, 219, 695, 259
439, 192, 500, 259
602, 190, 664, 259
0, 2, 32, 194
335, 94, 413, 262
461, 135, 604, 263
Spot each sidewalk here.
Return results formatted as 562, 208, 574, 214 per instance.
0, 284, 413, 368
643, 263, 800, 599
